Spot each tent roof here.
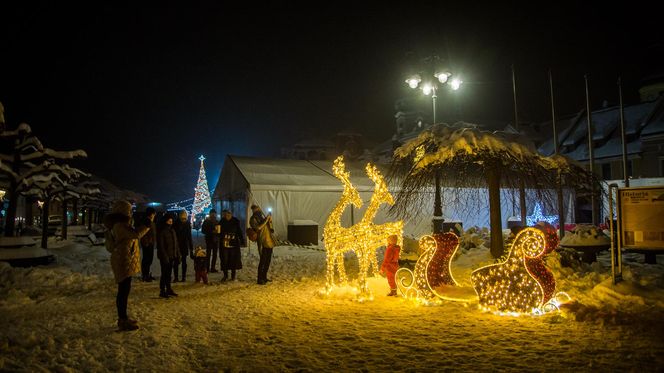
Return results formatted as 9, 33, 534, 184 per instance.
215, 155, 387, 199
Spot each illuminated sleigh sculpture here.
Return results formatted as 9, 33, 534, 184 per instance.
396, 232, 475, 303
470, 224, 570, 314
397, 223, 569, 314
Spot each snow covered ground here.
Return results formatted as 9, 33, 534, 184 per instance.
1, 231, 664, 372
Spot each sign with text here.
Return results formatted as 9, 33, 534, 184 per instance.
619, 186, 664, 249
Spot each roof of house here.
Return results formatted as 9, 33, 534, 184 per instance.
538, 96, 664, 159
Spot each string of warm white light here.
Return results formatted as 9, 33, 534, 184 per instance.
323, 157, 403, 295
397, 232, 472, 302
324, 156, 363, 287
470, 224, 561, 314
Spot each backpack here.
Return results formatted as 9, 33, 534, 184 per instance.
246, 228, 258, 242
104, 229, 116, 253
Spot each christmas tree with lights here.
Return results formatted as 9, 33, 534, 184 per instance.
191, 155, 212, 221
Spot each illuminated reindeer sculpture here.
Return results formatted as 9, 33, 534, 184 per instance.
324, 157, 403, 294
353, 164, 404, 293
323, 156, 363, 288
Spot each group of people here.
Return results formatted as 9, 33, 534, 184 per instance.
103, 200, 276, 331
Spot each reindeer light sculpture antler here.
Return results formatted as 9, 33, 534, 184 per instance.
323, 156, 363, 289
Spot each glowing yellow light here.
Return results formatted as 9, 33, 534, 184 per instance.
397, 232, 472, 303
414, 145, 425, 164
323, 157, 403, 295
470, 224, 564, 314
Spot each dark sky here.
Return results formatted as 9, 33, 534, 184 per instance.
2, 3, 661, 202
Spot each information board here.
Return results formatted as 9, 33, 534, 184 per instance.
619, 186, 664, 249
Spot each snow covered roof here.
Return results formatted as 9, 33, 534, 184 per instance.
539, 97, 664, 158
214, 155, 389, 200
641, 102, 664, 136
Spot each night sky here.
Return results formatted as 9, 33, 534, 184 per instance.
2, 3, 661, 202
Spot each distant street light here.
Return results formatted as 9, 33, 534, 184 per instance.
403, 57, 462, 233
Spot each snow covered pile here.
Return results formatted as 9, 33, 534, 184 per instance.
560, 224, 611, 246
546, 249, 664, 323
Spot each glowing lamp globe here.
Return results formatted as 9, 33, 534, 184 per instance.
422, 83, 433, 95
405, 74, 421, 89
450, 78, 463, 91
435, 71, 450, 84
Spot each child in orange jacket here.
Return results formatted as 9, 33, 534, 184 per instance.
380, 235, 400, 296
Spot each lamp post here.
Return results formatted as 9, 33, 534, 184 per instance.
404, 63, 462, 233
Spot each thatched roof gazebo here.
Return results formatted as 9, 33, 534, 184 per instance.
389, 122, 598, 258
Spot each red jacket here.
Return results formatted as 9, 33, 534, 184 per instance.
381, 244, 400, 273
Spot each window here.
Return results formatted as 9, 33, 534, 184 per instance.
601, 163, 612, 180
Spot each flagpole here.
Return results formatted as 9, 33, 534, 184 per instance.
550, 70, 565, 238
512, 65, 527, 225
618, 77, 629, 187
584, 74, 597, 225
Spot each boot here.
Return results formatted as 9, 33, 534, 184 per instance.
167, 288, 178, 297
118, 319, 139, 331
231, 270, 236, 281
159, 290, 170, 298
221, 271, 228, 282
387, 289, 397, 297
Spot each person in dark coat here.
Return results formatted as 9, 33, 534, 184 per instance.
157, 213, 180, 298
220, 209, 244, 281
173, 210, 194, 282
201, 210, 221, 273
138, 207, 157, 282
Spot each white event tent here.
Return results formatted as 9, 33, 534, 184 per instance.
212, 155, 574, 244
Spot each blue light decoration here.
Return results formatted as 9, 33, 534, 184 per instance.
526, 202, 558, 226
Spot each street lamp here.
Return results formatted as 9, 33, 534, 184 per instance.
404, 65, 462, 233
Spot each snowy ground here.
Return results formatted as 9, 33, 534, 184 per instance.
1, 231, 664, 372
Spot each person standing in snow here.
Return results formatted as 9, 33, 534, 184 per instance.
138, 207, 157, 282
157, 213, 180, 298
201, 209, 221, 273
380, 234, 400, 296
220, 209, 244, 281
103, 200, 149, 331
250, 205, 275, 285
193, 246, 209, 284
173, 210, 194, 282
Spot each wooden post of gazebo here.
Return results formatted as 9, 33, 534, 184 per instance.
487, 167, 504, 258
